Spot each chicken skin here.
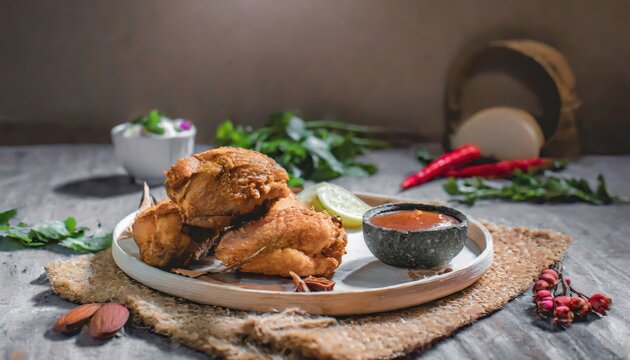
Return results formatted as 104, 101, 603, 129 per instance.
164, 147, 291, 228
133, 148, 348, 278
132, 200, 216, 268
214, 196, 347, 278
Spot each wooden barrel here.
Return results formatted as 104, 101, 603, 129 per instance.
445, 39, 580, 157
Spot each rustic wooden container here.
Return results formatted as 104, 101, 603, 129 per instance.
445, 39, 581, 157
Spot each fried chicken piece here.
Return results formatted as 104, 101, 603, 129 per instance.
132, 200, 217, 268
214, 198, 347, 278
164, 147, 291, 228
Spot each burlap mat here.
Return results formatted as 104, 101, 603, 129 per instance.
45, 222, 571, 359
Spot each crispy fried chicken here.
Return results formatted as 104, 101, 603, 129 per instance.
214, 195, 347, 278
132, 200, 216, 268
132, 147, 348, 278
163, 147, 291, 228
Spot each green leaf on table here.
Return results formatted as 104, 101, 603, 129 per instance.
0, 209, 17, 225
444, 171, 629, 205
64, 216, 77, 233
59, 232, 113, 253
416, 148, 437, 165
443, 178, 460, 195
0, 209, 112, 252
31, 221, 70, 242
344, 163, 378, 177
5, 226, 42, 247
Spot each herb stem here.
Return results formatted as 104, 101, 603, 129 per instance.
304, 120, 386, 133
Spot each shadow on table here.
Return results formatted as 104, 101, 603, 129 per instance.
54, 175, 142, 198
0, 239, 81, 254
522, 301, 604, 332
32, 277, 206, 357
75, 327, 208, 357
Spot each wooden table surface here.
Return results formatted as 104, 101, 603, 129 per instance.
1, 144, 629, 360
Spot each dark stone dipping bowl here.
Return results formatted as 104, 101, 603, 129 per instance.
362, 203, 468, 268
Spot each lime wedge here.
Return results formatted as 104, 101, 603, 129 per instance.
298, 183, 326, 211
315, 183, 371, 228
298, 183, 323, 206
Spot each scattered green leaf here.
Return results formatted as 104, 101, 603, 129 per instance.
59, 232, 113, 253
416, 148, 437, 165
64, 217, 77, 233
214, 111, 387, 185
444, 171, 629, 205
0, 209, 112, 252
0, 209, 17, 226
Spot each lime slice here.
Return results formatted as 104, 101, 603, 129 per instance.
298, 183, 323, 206
298, 183, 326, 211
315, 183, 371, 228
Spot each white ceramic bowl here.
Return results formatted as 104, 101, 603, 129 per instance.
111, 123, 196, 185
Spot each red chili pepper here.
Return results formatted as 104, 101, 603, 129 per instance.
401, 144, 481, 189
444, 158, 553, 178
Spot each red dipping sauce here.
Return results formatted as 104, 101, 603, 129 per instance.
369, 210, 460, 231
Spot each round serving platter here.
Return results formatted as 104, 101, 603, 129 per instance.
112, 194, 493, 316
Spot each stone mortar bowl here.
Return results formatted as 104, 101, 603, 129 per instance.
362, 203, 468, 269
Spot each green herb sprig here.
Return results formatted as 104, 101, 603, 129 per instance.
416, 148, 437, 165
215, 111, 387, 186
0, 209, 112, 252
132, 109, 170, 135
444, 171, 628, 205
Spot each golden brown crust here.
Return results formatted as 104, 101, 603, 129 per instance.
164, 147, 290, 228
214, 205, 348, 278
132, 200, 216, 268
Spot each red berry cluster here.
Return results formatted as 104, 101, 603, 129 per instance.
533, 261, 612, 326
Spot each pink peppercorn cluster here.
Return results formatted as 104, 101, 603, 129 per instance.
533, 261, 612, 326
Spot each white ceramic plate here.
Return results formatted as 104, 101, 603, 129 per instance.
112, 195, 493, 315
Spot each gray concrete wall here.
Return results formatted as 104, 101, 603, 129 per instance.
1, 0, 629, 153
